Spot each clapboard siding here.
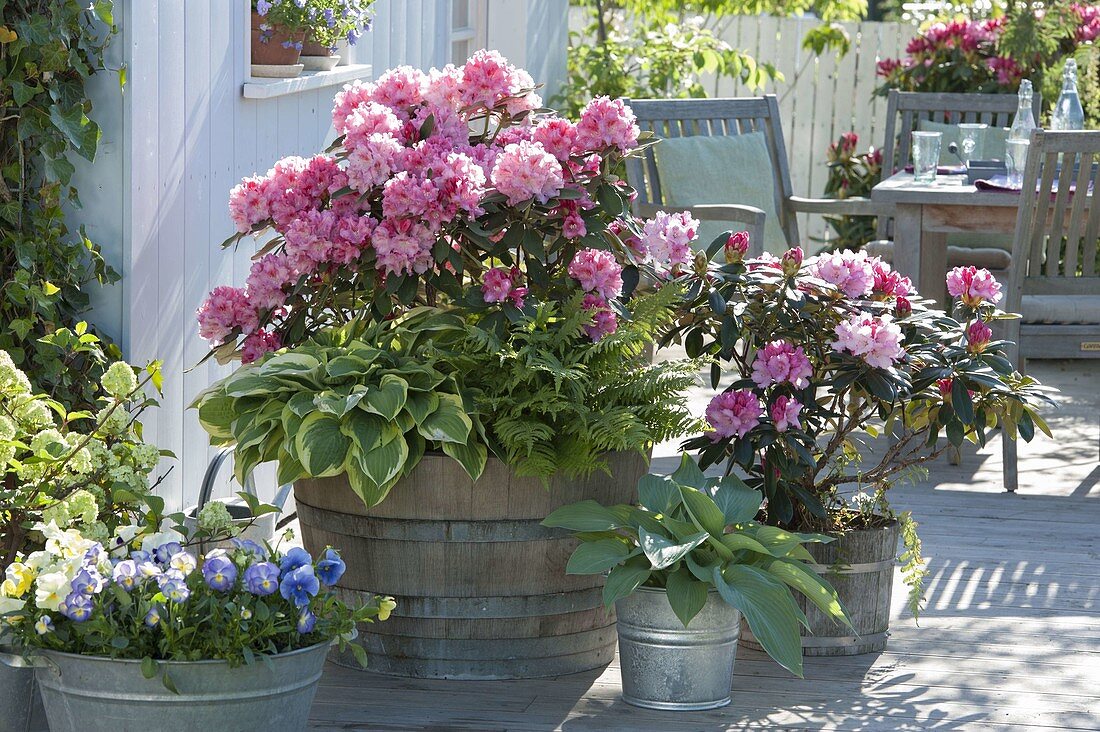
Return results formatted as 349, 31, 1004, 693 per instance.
69, 0, 568, 510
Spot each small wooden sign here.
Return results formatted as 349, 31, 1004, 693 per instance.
1082, 342, 1100, 352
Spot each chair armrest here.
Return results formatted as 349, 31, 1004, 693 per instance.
788, 196, 894, 217
634, 202, 766, 227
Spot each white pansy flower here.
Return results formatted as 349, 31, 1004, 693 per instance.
169, 552, 197, 576
139, 528, 185, 555
0, 596, 25, 615
34, 572, 70, 612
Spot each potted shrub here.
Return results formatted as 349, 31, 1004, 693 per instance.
0, 520, 392, 732
251, 0, 310, 77
544, 454, 851, 710
661, 236, 1052, 655
0, 336, 168, 730
191, 51, 702, 678
299, 0, 375, 71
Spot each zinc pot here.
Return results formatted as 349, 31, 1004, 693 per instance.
615, 586, 741, 711
0, 647, 47, 732
294, 451, 646, 679
33, 641, 329, 732
250, 11, 305, 67
742, 520, 900, 656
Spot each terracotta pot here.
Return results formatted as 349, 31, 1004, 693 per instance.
302, 38, 332, 57
250, 11, 305, 66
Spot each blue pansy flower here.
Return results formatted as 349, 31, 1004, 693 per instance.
315, 548, 346, 586
279, 547, 312, 574
296, 609, 317, 634
279, 564, 320, 608
60, 592, 94, 623
130, 550, 153, 563
153, 542, 183, 564
70, 568, 103, 596
202, 555, 238, 592
144, 605, 162, 628
112, 560, 139, 592
243, 562, 280, 596
161, 577, 191, 604
231, 538, 269, 561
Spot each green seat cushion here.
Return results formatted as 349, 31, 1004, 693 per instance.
917, 119, 1009, 165
655, 132, 788, 253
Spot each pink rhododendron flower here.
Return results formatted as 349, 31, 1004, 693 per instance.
575, 96, 639, 152
533, 118, 578, 161
283, 209, 337, 268
831, 313, 906, 369
770, 395, 803, 432
423, 64, 463, 108
751, 341, 813, 389
461, 50, 516, 109
196, 286, 257, 344
342, 102, 402, 150
869, 257, 912, 298
240, 329, 281, 365
382, 172, 438, 220
810, 251, 875, 298
245, 254, 296, 310
725, 231, 750, 263
331, 80, 376, 133
370, 65, 425, 114
504, 67, 542, 116
562, 213, 587, 239
706, 390, 763, 440
748, 252, 782, 272
228, 175, 270, 233
568, 248, 623, 300
641, 211, 698, 267
967, 319, 993, 352
490, 140, 564, 205
581, 294, 618, 341
371, 219, 436, 276
345, 133, 404, 192
482, 267, 513, 303
946, 266, 1002, 307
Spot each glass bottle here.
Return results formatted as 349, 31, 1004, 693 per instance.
1050, 59, 1085, 132
1008, 79, 1037, 141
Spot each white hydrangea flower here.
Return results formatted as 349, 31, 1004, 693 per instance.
197, 501, 236, 535
14, 399, 53, 430
101, 362, 138, 398
0, 414, 15, 441
30, 428, 66, 456
95, 406, 130, 436
0, 351, 32, 395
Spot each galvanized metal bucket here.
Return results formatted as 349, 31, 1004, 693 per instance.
615, 586, 741, 711
33, 641, 329, 732
0, 647, 47, 732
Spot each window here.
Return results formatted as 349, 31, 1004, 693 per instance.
450, 0, 487, 65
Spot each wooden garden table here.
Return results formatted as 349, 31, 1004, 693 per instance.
871, 171, 1022, 307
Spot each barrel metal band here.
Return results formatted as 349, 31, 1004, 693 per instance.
332, 587, 609, 619
799, 631, 889, 648
807, 559, 896, 574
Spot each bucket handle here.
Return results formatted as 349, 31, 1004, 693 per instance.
0, 649, 46, 669
197, 447, 292, 514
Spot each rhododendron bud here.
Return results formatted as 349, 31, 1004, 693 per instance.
946, 266, 1002, 308
693, 251, 709, 277
724, 231, 750, 263
937, 378, 953, 397
781, 246, 803, 276
770, 395, 803, 432
966, 320, 993, 352
705, 390, 763, 440
895, 296, 912, 318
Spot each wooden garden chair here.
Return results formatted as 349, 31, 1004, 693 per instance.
1001, 129, 1100, 493
867, 90, 1044, 274
623, 95, 890, 255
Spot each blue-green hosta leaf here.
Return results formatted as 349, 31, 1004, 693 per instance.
671, 452, 707, 489
442, 438, 487, 481
718, 531, 773, 557
223, 371, 274, 399
637, 474, 681, 514
665, 566, 710, 628
565, 539, 630, 575
603, 562, 651, 607
261, 352, 321, 376
679, 486, 727, 537
275, 449, 305, 486
639, 528, 709, 570
542, 500, 626, 532
417, 393, 472, 444
712, 479, 762, 525
295, 413, 351, 477
360, 434, 409, 487
713, 564, 806, 677
361, 374, 408, 421
744, 524, 833, 558
766, 558, 852, 631
341, 410, 385, 453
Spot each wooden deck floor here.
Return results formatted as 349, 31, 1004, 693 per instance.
307, 360, 1100, 731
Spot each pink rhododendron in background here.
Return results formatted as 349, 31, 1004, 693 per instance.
706, 390, 763, 440
581, 294, 618, 341
870, 257, 912, 299
770, 396, 803, 433
966, 320, 993, 352
533, 118, 578, 161
490, 141, 564, 205
568, 249, 623, 300
724, 231, 750, 263
228, 176, 270, 233
751, 341, 813, 389
946, 266, 1002, 307
196, 287, 258, 345
832, 313, 906, 369
240, 330, 281, 365
575, 96, 639, 152
809, 251, 875, 298
641, 211, 698, 268
482, 267, 513, 304
245, 254, 296, 311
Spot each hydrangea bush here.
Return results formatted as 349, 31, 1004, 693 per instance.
0, 522, 392, 683
195, 53, 704, 498
0, 342, 168, 570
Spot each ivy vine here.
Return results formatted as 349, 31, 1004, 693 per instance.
0, 0, 122, 411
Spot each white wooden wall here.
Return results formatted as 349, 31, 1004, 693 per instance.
69, 0, 568, 510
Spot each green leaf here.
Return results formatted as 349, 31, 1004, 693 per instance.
441, 438, 487, 481
565, 539, 630, 575
359, 434, 409, 487
417, 393, 472, 444
767, 558, 852, 631
679, 486, 727, 537
362, 374, 408, 421
637, 474, 680, 514
542, 500, 626, 532
141, 656, 157, 679
712, 478, 762, 525
404, 391, 439, 425
639, 528, 709, 570
666, 567, 709, 628
713, 565, 805, 677
718, 532, 773, 556
671, 452, 707, 488
295, 412, 351, 477
345, 456, 387, 507
603, 562, 651, 607
341, 410, 385, 453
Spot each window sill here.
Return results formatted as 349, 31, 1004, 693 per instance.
242, 64, 372, 100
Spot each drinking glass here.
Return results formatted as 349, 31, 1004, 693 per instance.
957, 123, 987, 164
912, 131, 942, 184
1006, 138, 1030, 189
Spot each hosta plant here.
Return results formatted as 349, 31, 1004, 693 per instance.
544, 454, 851, 678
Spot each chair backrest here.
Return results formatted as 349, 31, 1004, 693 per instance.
623, 95, 799, 246
881, 90, 1037, 175
1007, 130, 1100, 311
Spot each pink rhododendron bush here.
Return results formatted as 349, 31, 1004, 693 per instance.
660, 233, 1052, 537
193, 52, 703, 503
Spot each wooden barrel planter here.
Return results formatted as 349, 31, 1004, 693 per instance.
742, 521, 900, 657
293, 451, 647, 679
